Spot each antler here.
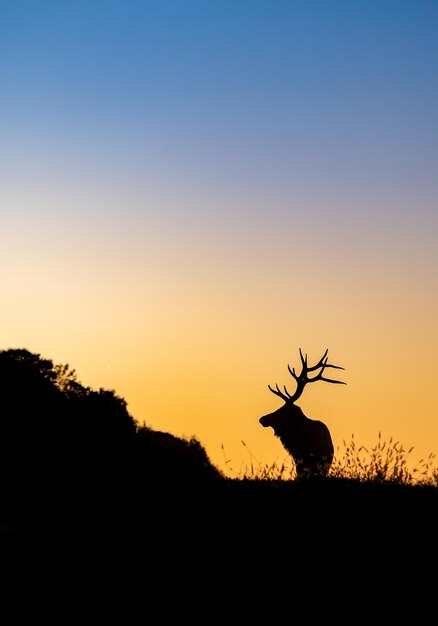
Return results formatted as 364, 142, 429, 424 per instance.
268, 348, 346, 403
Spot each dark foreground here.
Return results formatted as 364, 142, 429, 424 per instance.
4, 475, 437, 542
2, 477, 437, 617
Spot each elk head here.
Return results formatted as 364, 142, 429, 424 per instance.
259, 349, 346, 478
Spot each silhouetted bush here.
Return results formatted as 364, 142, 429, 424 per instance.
0, 348, 222, 528
134, 424, 223, 485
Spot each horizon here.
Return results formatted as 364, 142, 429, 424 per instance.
1, 1, 437, 475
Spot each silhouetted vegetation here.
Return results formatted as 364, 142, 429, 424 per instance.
224, 435, 438, 486
0, 348, 222, 532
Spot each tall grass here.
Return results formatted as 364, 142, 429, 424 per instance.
222, 434, 438, 486
221, 441, 295, 480
330, 432, 437, 485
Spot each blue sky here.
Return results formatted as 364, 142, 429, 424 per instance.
2, 1, 437, 198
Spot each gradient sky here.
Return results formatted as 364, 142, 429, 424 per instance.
1, 1, 437, 476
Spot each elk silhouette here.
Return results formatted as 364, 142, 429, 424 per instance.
259, 349, 346, 479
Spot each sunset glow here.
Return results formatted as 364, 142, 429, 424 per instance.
1, 1, 437, 476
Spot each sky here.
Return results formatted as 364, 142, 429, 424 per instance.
1, 0, 437, 477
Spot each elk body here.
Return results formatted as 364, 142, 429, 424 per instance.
259, 349, 346, 479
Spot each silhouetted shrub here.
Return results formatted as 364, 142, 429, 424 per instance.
134, 424, 223, 485
0, 348, 223, 527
